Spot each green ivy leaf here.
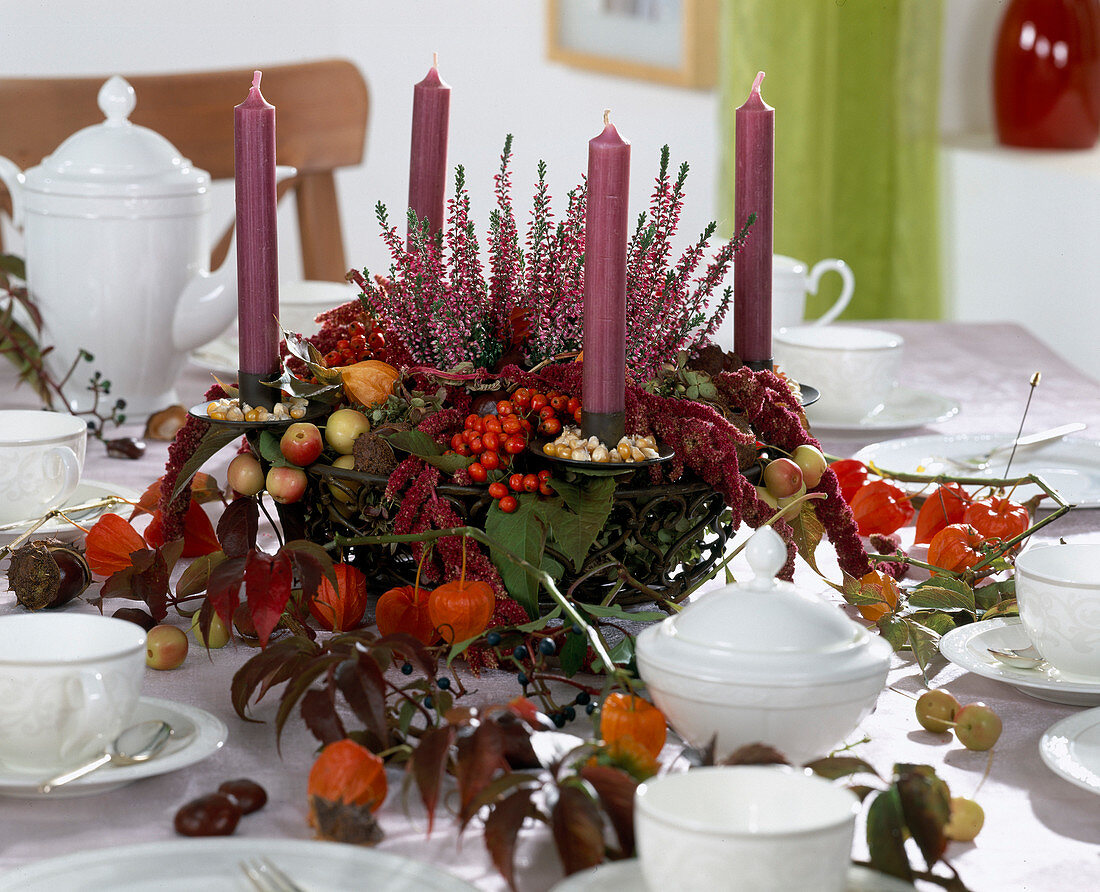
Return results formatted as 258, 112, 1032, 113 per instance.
548, 477, 616, 572
485, 495, 550, 620
908, 577, 976, 612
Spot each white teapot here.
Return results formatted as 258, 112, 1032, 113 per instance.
0, 76, 293, 419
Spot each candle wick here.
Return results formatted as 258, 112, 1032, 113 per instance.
433, 51, 439, 69
751, 70, 765, 95
252, 70, 262, 91
603, 108, 611, 126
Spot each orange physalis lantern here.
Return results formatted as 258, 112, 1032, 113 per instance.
309, 563, 369, 632
307, 738, 388, 844
339, 360, 400, 408
84, 513, 147, 576
375, 584, 437, 645
599, 693, 668, 760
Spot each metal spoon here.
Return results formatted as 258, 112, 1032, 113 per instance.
38, 719, 172, 793
945, 422, 1086, 472
987, 645, 1045, 670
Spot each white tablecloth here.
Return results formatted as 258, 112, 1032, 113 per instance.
2, 322, 1099, 891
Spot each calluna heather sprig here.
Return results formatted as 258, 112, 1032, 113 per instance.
353, 139, 753, 379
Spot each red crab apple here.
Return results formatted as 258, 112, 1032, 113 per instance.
146, 624, 188, 670
763, 458, 804, 499
324, 408, 370, 455
279, 422, 324, 467
265, 466, 307, 504
954, 702, 1002, 751
226, 453, 264, 497
791, 444, 828, 489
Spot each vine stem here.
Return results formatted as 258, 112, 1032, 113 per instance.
335, 525, 627, 683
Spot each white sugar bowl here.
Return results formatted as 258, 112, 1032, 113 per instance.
636, 527, 891, 764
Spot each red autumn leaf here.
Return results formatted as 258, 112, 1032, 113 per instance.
914, 484, 969, 544
551, 783, 606, 876
485, 787, 538, 892
144, 501, 219, 558
455, 721, 507, 828
219, 497, 259, 559
244, 550, 293, 648
411, 724, 457, 835
85, 513, 148, 576
206, 554, 247, 629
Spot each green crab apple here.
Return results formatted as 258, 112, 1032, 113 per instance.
791, 444, 828, 489
915, 689, 960, 733
146, 624, 188, 670
944, 797, 985, 842
226, 453, 264, 497
191, 610, 230, 649
954, 702, 1002, 751
324, 408, 370, 455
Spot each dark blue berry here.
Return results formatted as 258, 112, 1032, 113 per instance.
563, 706, 576, 721
400, 662, 413, 675
552, 712, 567, 728
486, 631, 502, 647
574, 691, 590, 705
585, 702, 596, 715
512, 645, 528, 661
424, 696, 434, 710
436, 677, 451, 690
538, 638, 556, 656
517, 672, 529, 687
571, 624, 584, 635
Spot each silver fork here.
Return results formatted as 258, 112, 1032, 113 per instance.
240, 858, 307, 892
944, 423, 1085, 472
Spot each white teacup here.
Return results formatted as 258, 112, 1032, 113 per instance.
0, 614, 146, 772
774, 325, 903, 426
0, 410, 86, 524
1015, 543, 1100, 679
635, 766, 858, 892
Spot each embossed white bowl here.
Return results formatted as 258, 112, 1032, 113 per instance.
1016, 543, 1100, 679
636, 528, 891, 764
0, 614, 146, 772
635, 766, 858, 892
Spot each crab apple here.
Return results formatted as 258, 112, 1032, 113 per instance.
191, 610, 230, 649
227, 453, 264, 497
954, 702, 1002, 751
266, 466, 307, 504
328, 454, 360, 505
763, 458, 804, 499
146, 624, 188, 670
915, 689, 960, 733
791, 444, 828, 489
324, 408, 371, 455
280, 422, 324, 466
944, 797, 985, 842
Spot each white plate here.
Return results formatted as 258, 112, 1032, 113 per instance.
854, 434, 1100, 507
1040, 706, 1100, 795
190, 335, 238, 375
939, 618, 1100, 706
0, 480, 143, 548
808, 387, 959, 433
0, 837, 476, 891
551, 860, 914, 891
0, 696, 227, 799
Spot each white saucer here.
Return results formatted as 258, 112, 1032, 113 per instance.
0, 696, 227, 798
189, 335, 238, 375
0, 837, 476, 891
551, 860, 914, 891
0, 480, 143, 548
807, 386, 959, 433
853, 434, 1100, 507
939, 618, 1100, 706
1040, 706, 1100, 795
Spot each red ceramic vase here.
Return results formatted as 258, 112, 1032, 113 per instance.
994, 0, 1100, 148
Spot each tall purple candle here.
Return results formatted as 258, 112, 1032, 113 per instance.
582, 111, 630, 447
734, 71, 774, 369
408, 55, 451, 240
234, 70, 280, 402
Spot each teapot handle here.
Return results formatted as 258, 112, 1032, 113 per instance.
0, 156, 25, 231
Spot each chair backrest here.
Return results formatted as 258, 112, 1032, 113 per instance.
0, 58, 369, 281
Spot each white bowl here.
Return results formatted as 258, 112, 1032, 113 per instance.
636, 528, 891, 763
635, 766, 858, 892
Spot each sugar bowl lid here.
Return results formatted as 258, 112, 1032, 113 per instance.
23, 76, 208, 198
636, 526, 891, 685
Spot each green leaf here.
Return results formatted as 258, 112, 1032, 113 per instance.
901, 618, 941, 682
0, 254, 26, 280
982, 598, 1019, 620
559, 622, 589, 677
174, 551, 227, 598
908, 577, 975, 612
580, 603, 668, 623
975, 577, 1014, 610
877, 616, 908, 652
805, 755, 881, 781
908, 610, 957, 636
789, 502, 826, 574
866, 787, 914, 882
256, 430, 290, 468
385, 428, 471, 473
547, 477, 615, 572
895, 763, 951, 870
485, 496, 548, 620
169, 426, 242, 503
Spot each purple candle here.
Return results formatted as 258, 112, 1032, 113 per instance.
734, 71, 774, 369
582, 111, 630, 446
408, 55, 451, 239
234, 70, 280, 402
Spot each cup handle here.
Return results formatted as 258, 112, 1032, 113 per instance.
46, 445, 82, 507
56, 669, 111, 765
806, 259, 855, 326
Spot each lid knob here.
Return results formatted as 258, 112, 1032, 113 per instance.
745, 526, 785, 591
98, 76, 136, 126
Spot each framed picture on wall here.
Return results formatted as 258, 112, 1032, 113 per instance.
546, 0, 718, 89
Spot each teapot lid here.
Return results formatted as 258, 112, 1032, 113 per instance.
23, 76, 209, 198
636, 527, 890, 685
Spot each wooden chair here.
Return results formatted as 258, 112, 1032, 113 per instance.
0, 58, 369, 281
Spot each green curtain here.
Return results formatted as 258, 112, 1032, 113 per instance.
719, 0, 944, 320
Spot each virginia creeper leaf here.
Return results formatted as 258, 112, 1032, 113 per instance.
456, 721, 506, 828
896, 763, 951, 870
866, 786, 914, 881
411, 724, 457, 835
300, 688, 347, 747
335, 653, 389, 752
551, 782, 605, 876
484, 788, 538, 892
218, 497, 259, 558
244, 550, 293, 647
579, 765, 638, 856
